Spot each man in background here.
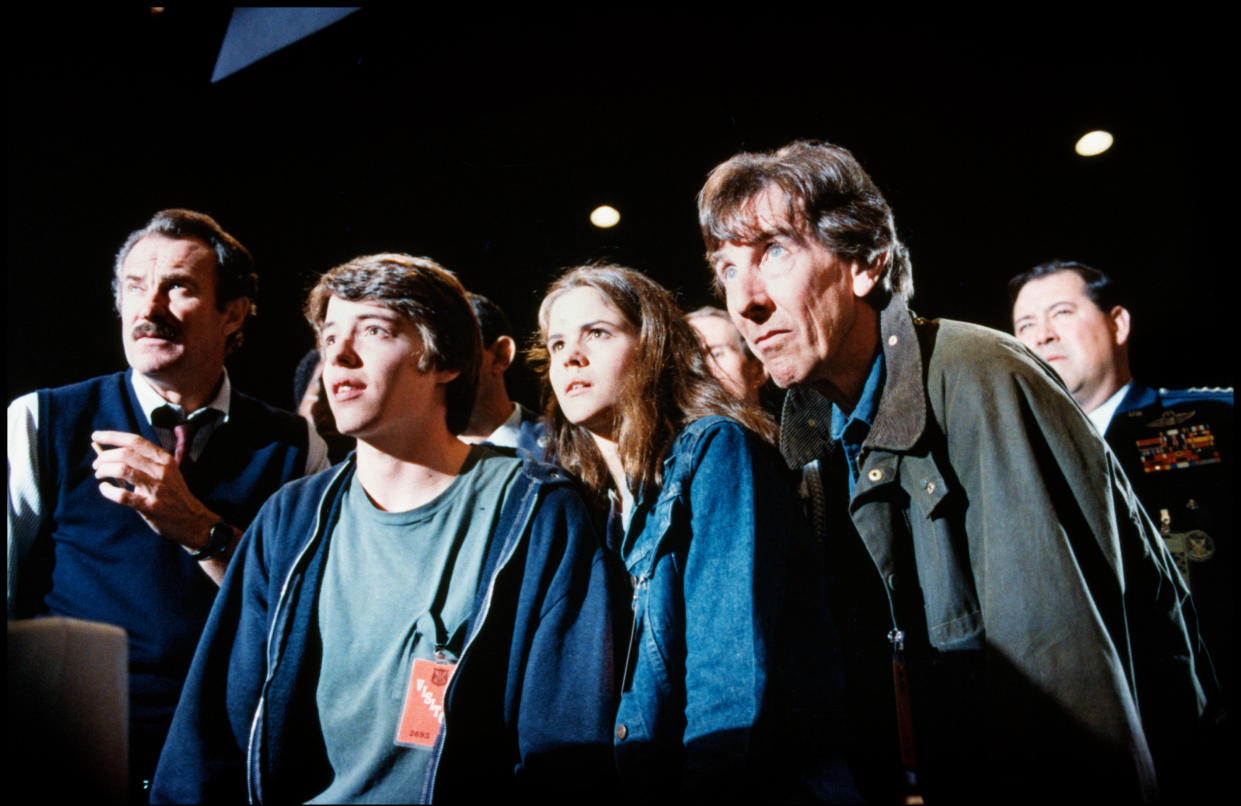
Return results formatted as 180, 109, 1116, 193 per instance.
460, 292, 546, 456
7, 208, 327, 797
1011, 259, 1232, 780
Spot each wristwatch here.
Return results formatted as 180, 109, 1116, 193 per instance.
190, 521, 232, 561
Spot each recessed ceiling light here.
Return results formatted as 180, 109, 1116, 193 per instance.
590, 205, 620, 229
1075, 130, 1114, 157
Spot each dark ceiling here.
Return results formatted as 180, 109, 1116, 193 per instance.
7, 8, 1230, 410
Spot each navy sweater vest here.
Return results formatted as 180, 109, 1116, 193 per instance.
23, 371, 309, 726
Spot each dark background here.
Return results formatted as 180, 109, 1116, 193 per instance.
7, 8, 1231, 412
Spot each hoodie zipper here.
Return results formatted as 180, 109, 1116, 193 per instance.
246, 464, 347, 804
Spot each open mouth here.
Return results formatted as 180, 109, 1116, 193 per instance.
331, 380, 366, 399
564, 379, 591, 396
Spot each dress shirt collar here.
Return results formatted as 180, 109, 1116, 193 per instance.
484, 403, 523, 449
131, 370, 232, 426
1088, 381, 1131, 435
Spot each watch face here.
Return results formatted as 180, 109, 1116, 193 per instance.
193, 522, 231, 560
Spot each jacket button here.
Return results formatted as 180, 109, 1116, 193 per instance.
630, 574, 639, 589
867, 468, 884, 482
924, 481, 936, 494
888, 335, 898, 346
616, 724, 628, 741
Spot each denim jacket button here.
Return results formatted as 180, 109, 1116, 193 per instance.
867, 468, 884, 482
629, 574, 639, 589
615, 723, 628, 741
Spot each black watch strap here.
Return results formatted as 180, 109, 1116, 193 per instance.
190, 521, 232, 561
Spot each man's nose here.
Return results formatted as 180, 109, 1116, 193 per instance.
1036, 318, 1058, 346
135, 284, 169, 318
731, 270, 774, 325
326, 336, 360, 367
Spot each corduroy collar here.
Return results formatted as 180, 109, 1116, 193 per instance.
780, 295, 926, 468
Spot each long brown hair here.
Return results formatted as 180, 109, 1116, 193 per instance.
530, 263, 776, 508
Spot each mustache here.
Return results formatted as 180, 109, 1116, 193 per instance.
132, 318, 180, 341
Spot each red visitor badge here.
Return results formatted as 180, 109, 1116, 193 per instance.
395, 658, 456, 748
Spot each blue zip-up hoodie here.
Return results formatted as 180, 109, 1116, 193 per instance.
151, 452, 618, 803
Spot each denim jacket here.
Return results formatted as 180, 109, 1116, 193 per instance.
614, 416, 856, 803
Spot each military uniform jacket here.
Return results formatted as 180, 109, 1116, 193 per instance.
1105, 382, 1233, 726
781, 297, 1205, 804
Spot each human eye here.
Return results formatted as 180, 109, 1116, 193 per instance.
363, 323, 391, 338
1050, 305, 1074, 318
163, 275, 195, 294
762, 241, 791, 267
587, 326, 610, 340
548, 339, 564, 353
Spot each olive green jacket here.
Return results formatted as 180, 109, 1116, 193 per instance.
782, 297, 1204, 804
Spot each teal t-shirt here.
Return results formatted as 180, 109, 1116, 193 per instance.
308, 446, 523, 804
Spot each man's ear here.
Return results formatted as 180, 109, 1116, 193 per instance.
851, 256, 884, 298
434, 367, 461, 387
490, 336, 516, 374
1109, 305, 1131, 347
222, 297, 250, 337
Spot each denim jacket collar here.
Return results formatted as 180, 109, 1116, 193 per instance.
620, 416, 731, 574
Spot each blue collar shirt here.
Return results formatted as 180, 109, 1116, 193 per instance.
830, 350, 885, 495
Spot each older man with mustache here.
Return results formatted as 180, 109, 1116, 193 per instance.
7, 209, 327, 800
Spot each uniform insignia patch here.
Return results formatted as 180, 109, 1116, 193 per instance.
1145, 410, 1196, 429
1185, 530, 1215, 562
1136, 423, 1221, 473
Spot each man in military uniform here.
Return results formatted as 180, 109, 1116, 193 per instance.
1011, 259, 1232, 787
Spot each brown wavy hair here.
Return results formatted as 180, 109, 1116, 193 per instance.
529, 263, 777, 508
698, 140, 913, 305
305, 253, 481, 435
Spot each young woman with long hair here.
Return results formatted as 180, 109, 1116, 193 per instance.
530, 263, 854, 802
